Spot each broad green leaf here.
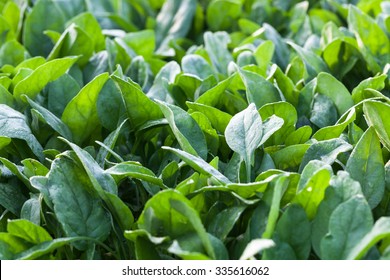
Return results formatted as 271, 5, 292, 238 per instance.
186, 102, 232, 134
163, 146, 231, 185
182, 54, 214, 80
316, 72, 354, 116
170, 199, 215, 259
207, 0, 242, 31
20, 195, 41, 225
311, 171, 364, 256
259, 115, 284, 146
195, 75, 234, 106
96, 79, 126, 131
274, 204, 311, 259
225, 104, 262, 181
47, 24, 94, 66
270, 144, 311, 171
294, 160, 333, 220
259, 101, 297, 145
30, 156, 111, 251
105, 161, 165, 188
156, 101, 208, 160
25, 96, 72, 140
0, 183, 27, 216
207, 206, 246, 241
62, 73, 109, 144
22, 0, 66, 56
313, 108, 356, 140
7, 219, 52, 244
66, 12, 105, 52
0, 40, 28, 67
47, 74, 80, 118
120, 30, 155, 57
285, 126, 312, 146
288, 42, 329, 80
191, 112, 219, 156
16, 237, 86, 260
236, 66, 281, 109
320, 196, 373, 259
0, 104, 43, 161
253, 40, 275, 77
348, 5, 390, 71
347, 217, 390, 260
363, 101, 390, 151
299, 138, 353, 172
13, 57, 78, 103
310, 93, 338, 128
155, 0, 196, 55
112, 76, 163, 129
346, 127, 385, 209
322, 39, 360, 79
204, 31, 233, 76
168, 233, 228, 260
352, 74, 387, 103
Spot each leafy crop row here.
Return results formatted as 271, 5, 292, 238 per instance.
0, 0, 390, 260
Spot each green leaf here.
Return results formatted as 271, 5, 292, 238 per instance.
0, 183, 27, 216
293, 160, 333, 220
25, 96, 72, 140
299, 138, 353, 172
186, 102, 232, 134
346, 127, 385, 209
225, 103, 263, 181
236, 66, 281, 109
156, 100, 208, 160
316, 72, 354, 116
155, 0, 196, 55
320, 196, 373, 259
363, 101, 390, 151
13, 57, 79, 103
288, 42, 329, 80
0, 104, 44, 161
66, 12, 105, 52
7, 219, 52, 244
162, 146, 231, 185
47, 74, 80, 118
22, 0, 66, 56
285, 126, 312, 146
270, 144, 311, 171
121, 30, 155, 58
62, 73, 109, 144
105, 161, 165, 188
347, 217, 390, 260
30, 156, 111, 251
112, 76, 163, 129
311, 171, 363, 256
206, 0, 242, 31
204, 31, 233, 76
348, 5, 390, 71
20, 195, 41, 225
352, 74, 387, 103
313, 108, 356, 141
47, 24, 93, 66
182, 54, 214, 80
207, 206, 246, 241
274, 204, 311, 259
16, 237, 86, 260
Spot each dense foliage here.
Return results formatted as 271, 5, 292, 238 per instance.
0, 0, 390, 260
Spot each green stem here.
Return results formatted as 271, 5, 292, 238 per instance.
262, 176, 288, 239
